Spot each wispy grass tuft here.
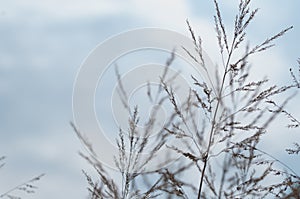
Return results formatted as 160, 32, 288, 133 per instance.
75, 0, 300, 198
0, 156, 44, 199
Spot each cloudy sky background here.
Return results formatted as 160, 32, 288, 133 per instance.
0, 1, 300, 198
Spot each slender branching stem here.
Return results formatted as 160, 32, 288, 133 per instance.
198, 26, 237, 198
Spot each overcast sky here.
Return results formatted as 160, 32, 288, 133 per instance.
0, 1, 299, 198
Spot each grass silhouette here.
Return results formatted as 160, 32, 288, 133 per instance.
73, 0, 300, 198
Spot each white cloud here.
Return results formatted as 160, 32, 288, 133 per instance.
128, 0, 191, 29
1, 0, 124, 19
1, 0, 195, 29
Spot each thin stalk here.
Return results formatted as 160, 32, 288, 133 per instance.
197, 37, 236, 198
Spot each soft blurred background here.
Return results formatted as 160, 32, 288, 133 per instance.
0, 0, 299, 198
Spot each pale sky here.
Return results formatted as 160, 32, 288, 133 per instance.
0, 1, 299, 198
